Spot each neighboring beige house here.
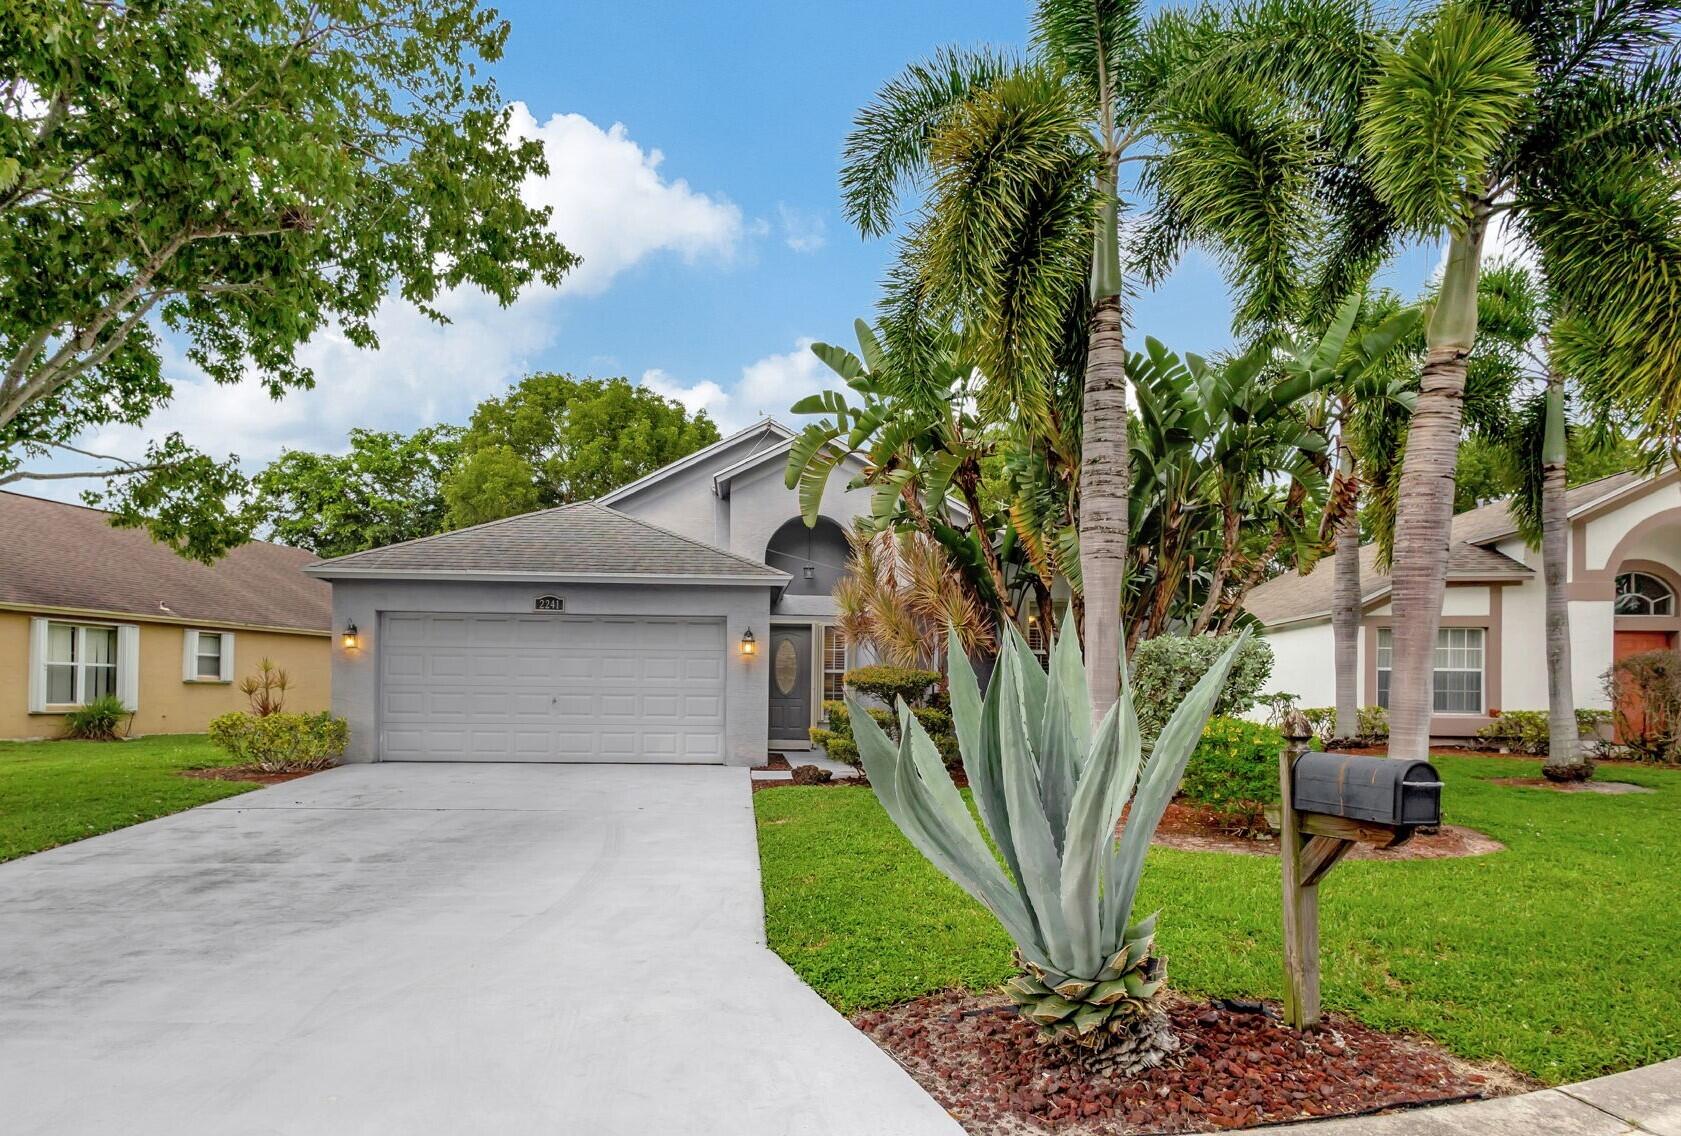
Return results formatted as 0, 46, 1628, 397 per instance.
1245, 469, 1681, 740
0, 491, 331, 739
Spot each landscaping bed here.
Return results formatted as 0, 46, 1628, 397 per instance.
857, 990, 1522, 1134
179, 766, 318, 786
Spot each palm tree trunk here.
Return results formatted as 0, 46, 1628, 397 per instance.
1386, 220, 1486, 761
1081, 279, 1129, 728
1333, 509, 1362, 740
1539, 373, 1587, 780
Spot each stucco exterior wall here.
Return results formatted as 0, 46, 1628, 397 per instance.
327, 579, 774, 765
1259, 620, 1347, 710
1499, 572, 1551, 711
1583, 480, 1681, 570
0, 609, 329, 739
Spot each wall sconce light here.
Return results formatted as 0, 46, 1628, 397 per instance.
740, 629, 757, 657
342, 621, 359, 650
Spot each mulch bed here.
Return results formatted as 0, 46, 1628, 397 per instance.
855, 990, 1526, 1134
179, 766, 318, 785
1486, 777, 1654, 795
1150, 803, 1503, 861
753, 754, 793, 772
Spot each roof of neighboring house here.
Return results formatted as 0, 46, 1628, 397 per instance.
1245, 471, 1662, 628
305, 501, 790, 584
0, 491, 330, 632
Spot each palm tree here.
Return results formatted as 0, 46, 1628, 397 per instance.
1186, 0, 1681, 759
839, 2, 1209, 725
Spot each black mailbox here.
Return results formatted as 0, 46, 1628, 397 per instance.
1291, 753, 1442, 827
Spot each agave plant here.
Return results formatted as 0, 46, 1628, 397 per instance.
849, 617, 1245, 1074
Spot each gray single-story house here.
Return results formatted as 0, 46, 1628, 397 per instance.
306, 419, 878, 765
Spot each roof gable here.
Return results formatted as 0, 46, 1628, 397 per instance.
306, 502, 788, 584
596, 418, 794, 506
0, 492, 329, 632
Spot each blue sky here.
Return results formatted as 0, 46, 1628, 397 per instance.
67, 0, 1451, 488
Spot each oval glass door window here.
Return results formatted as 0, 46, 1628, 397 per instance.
774, 639, 799, 695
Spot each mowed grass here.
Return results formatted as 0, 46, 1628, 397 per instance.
0, 734, 260, 862
755, 754, 1681, 1085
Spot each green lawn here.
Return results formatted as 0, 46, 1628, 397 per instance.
0, 734, 261, 862
755, 755, 1681, 1086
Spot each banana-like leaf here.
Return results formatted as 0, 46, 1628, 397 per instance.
854, 318, 888, 374
785, 423, 842, 490
1104, 632, 1251, 940
810, 340, 867, 382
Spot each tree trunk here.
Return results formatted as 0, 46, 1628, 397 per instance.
1332, 509, 1362, 741
1540, 373, 1588, 780
1082, 291, 1129, 728
1386, 220, 1486, 761
1191, 495, 1242, 635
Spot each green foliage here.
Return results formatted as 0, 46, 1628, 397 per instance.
812, 699, 955, 770
1604, 650, 1681, 763
59, 695, 129, 741
0, 0, 574, 560
208, 712, 349, 773
1, 734, 261, 862
442, 374, 718, 528
1179, 717, 1283, 823
1477, 709, 1614, 756
1300, 706, 1337, 739
1130, 634, 1273, 742
1358, 704, 1389, 740
249, 426, 461, 557
846, 618, 1247, 1048
754, 753, 1681, 1084
840, 666, 942, 706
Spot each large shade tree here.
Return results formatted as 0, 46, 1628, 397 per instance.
0, 0, 574, 559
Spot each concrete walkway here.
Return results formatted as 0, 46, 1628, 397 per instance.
0, 763, 960, 1136
1260, 1058, 1681, 1134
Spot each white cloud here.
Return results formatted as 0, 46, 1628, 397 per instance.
776, 204, 827, 254
640, 337, 845, 432
508, 103, 745, 294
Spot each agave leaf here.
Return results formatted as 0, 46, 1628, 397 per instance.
1126, 911, 1160, 942
1025, 994, 1081, 1025
1123, 972, 1163, 999
1072, 1003, 1112, 1034
1105, 633, 1251, 940
849, 692, 1044, 958
948, 631, 1023, 890
1036, 616, 1088, 854
1004, 622, 1047, 744
1055, 697, 1128, 978
1089, 977, 1133, 1005
994, 642, 1076, 973
1098, 661, 1146, 938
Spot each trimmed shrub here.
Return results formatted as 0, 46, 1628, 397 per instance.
1179, 716, 1283, 829
1476, 709, 1613, 756
1357, 704, 1389, 741
1132, 633, 1273, 743
1300, 706, 1336, 739
811, 699, 958, 770
209, 711, 349, 773
61, 694, 129, 741
841, 665, 941, 705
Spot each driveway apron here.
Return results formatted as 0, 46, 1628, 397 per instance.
0, 763, 960, 1135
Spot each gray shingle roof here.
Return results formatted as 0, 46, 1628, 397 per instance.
1245, 471, 1662, 628
0, 491, 329, 631
305, 502, 789, 583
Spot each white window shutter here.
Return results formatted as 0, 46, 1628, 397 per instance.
220, 632, 236, 682
117, 624, 140, 710
27, 617, 47, 713
182, 629, 200, 682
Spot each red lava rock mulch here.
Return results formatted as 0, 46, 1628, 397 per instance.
753, 754, 793, 772
1149, 803, 1504, 860
855, 990, 1526, 1134
178, 766, 317, 785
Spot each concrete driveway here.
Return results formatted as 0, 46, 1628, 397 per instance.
0, 763, 960, 1135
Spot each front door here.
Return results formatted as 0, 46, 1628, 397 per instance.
768, 626, 812, 743
1613, 628, 1675, 743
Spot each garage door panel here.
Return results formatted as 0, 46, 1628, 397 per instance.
380, 614, 727, 763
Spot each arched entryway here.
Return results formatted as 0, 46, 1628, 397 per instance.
764, 516, 851, 596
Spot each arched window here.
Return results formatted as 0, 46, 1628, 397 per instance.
1616, 570, 1675, 616
765, 517, 852, 596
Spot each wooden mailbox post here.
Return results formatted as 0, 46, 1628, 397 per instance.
1277, 712, 1444, 1029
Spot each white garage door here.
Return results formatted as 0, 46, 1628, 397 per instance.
379, 613, 726, 763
